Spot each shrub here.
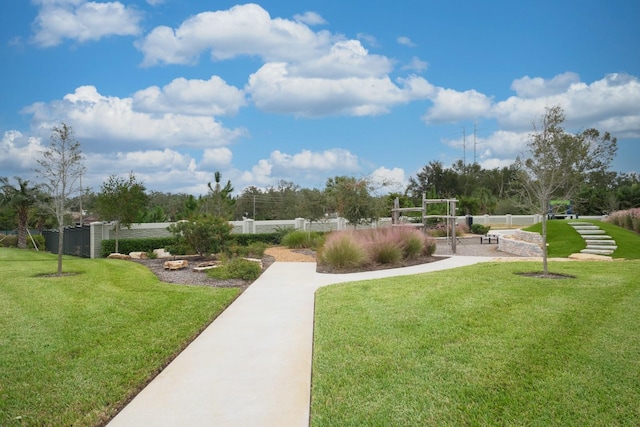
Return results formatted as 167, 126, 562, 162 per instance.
319, 232, 367, 269
471, 223, 491, 235
28, 235, 45, 250
426, 222, 467, 237
281, 230, 309, 248
231, 242, 268, 258
281, 230, 325, 249
167, 215, 233, 256
230, 233, 282, 246
207, 258, 262, 281
0, 234, 18, 247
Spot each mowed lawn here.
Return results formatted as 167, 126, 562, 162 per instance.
0, 248, 240, 426
312, 260, 640, 426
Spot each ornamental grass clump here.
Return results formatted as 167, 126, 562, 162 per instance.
281, 229, 325, 249
318, 232, 367, 269
606, 208, 640, 233
319, 227, 436, 270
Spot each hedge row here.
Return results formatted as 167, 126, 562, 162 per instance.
229, 233, 283, 246
100, 232, 284, 257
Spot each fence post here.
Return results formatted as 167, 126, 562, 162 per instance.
243, 218, 255, 234
295, 218, 306, 230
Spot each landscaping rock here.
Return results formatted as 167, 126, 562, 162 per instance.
129, 251, 148, 260
153, 248, 172, 258
568, 252, 613, 261
164, 260, 189, 270
108, 253, 131, 260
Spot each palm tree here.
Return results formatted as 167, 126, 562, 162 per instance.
0, 177, 40, 249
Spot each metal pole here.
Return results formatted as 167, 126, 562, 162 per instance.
451, 200, 457, 254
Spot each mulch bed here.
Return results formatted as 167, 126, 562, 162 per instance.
316, 254, 441, 274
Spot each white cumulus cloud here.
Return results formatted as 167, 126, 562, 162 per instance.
22, 85, 247, 151
247, 63, 433, 117
423, 88, 493, 123
201, 147, 233, 168
132, 76, 246, 116
136, 3, 333, 66
31, 0, 141, 47
293, 11, 327, 26
492, 73, 640, 136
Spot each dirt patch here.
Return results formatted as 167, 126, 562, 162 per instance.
264, 247, 316, 262
516, 272, 576, 279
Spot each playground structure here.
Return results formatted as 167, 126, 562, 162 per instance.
548, 199, 576, 220
391, 194, 459, 254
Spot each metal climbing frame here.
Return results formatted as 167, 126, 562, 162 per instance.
391, 194, 458, 254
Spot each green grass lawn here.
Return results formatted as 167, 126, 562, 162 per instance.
524, 219, 640, 259
312, 260, 640, 426
0, 248, 240, 426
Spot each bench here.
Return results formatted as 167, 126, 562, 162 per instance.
480, 234, 499, 244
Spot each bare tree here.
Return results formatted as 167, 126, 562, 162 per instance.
516, 106, 617, 275
36, 123, 85, 275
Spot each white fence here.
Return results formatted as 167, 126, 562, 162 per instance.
88, 214, 606, 258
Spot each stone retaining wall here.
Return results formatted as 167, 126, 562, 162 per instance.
498, 230, 543, 257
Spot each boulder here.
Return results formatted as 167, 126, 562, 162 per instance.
108, 253, 131, 260
164, 260, 189, 270
129, 251, 148, 260
153, 248, 172, 258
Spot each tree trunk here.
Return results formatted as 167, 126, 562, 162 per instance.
17, 209, 28, 249
541, 199, 549, 275
115, 222, 119, 254
57, 224, 64, 276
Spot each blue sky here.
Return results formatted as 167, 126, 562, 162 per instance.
1, 1, 639, 196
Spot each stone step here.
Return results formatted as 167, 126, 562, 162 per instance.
576, 229, 606, 235
581, 248, 615, 255
586, 244, 617, 251
582, 235, 614, 240
568, 222, 592, 225
585, 240, 616, 246
572, 225, 600, 230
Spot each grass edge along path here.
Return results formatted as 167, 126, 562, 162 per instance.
0, 248, 240, 426
311, 260, 640, 426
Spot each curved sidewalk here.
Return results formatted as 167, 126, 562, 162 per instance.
108, 255, 493, 427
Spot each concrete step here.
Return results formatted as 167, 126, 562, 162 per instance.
581, 248, 615, 255
576, 229, 606, 235
585, 239, 616, 245
586, 244, 617, 251
582, 235, 614, 240
568, 222, 591, 225
572, 225, 600, 230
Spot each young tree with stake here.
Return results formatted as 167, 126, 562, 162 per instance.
36, 123, 85, 275
517, 106, 617, 275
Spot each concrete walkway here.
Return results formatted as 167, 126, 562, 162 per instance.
108, 255, 493, 427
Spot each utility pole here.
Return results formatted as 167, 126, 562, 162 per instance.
462, 126, 466, 167
473, 123, 478, 164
